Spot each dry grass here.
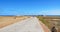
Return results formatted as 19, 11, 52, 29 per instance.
37, 16, 60, 32
0, 16, 30, 28
37, 16, 50, 28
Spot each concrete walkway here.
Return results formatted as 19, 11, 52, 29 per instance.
0, 17, 45, 32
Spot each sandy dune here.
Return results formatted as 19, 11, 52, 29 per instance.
0, 16, 30, 28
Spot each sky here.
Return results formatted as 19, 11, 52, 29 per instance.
0, 0, 60, 15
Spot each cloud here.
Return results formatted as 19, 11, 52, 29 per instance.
39, 10, 60, 15
0, 10, 19, 15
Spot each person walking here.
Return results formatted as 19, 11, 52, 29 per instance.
51, 26, 57, 32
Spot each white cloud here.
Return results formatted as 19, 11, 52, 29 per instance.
39, 10, 60, 15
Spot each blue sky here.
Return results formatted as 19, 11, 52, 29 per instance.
0, 0, 60, 15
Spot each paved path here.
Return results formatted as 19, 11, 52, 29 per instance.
0, 17, 50, 32
39, 19, 51, 32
